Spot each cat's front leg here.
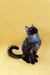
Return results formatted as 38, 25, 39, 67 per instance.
28, 50, 35, 64
33, 51, 39, 58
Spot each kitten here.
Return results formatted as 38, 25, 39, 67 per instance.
8, 24, 41, 64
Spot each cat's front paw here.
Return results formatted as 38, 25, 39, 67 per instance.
36, 55, 39, 58
34, 59, 38, 62
31, 61, 35, 64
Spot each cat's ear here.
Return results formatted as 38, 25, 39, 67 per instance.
32, 24, 34, 28
25, 26, 29, 31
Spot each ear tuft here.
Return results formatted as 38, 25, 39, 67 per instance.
32, 24, 34, 28
25, 26, 29, 31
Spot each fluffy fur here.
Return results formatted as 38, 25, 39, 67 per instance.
8, 24, 41, 64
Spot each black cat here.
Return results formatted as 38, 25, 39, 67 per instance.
8, 24, 41, 64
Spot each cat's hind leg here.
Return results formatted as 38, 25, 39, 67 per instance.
35, 55, 39, 58
33, 54, 38, 62
21, 54, 30, 63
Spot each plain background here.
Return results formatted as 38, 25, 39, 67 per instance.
0, 0, 50, 75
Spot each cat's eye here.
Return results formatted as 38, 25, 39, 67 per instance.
30, 28, 32, 30
34, 28, 38, 33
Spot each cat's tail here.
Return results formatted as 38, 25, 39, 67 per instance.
8, 45, 22, 58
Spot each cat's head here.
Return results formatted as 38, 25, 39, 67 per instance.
25, 24, 38, 36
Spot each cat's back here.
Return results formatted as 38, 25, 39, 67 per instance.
22, 37, 28, 47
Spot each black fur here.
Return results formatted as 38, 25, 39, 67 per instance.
8, 24, 41, 64
8, 46, 22, 58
